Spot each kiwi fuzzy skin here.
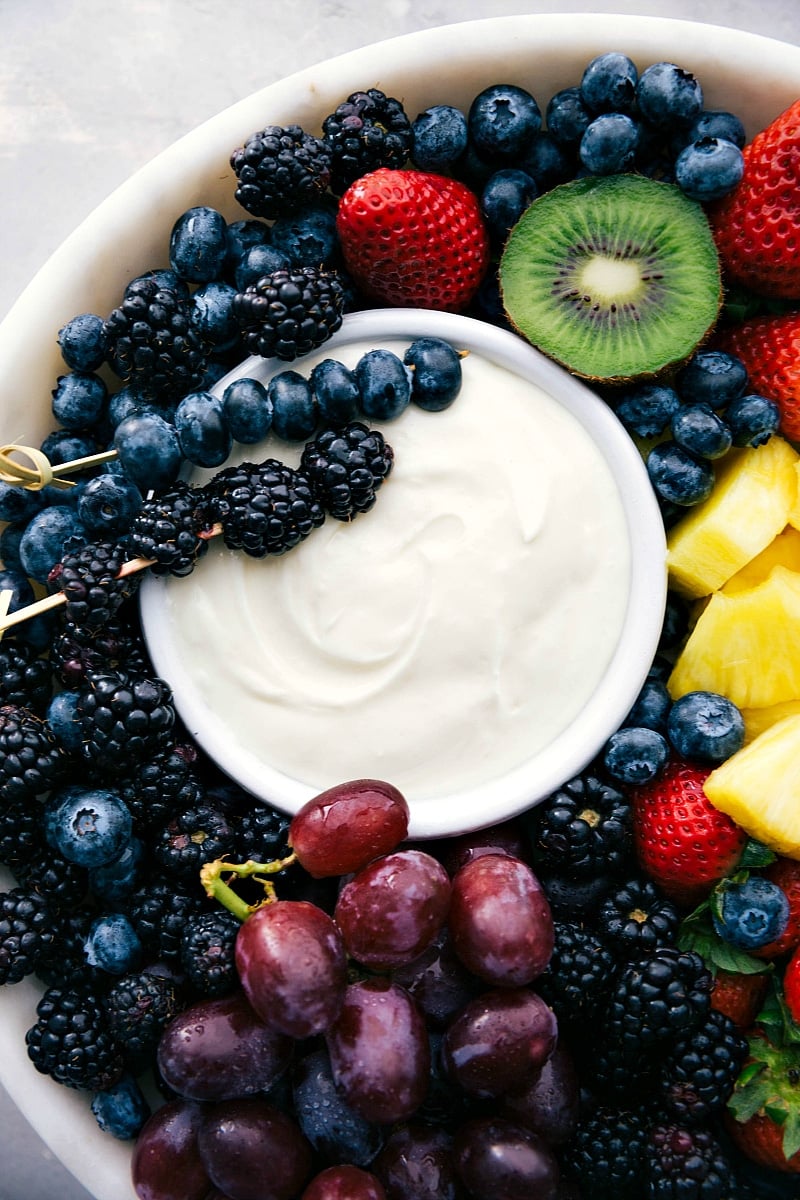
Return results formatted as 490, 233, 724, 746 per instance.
498, 174, 723, 385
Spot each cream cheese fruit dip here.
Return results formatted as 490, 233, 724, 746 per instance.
143, 317, 640, 828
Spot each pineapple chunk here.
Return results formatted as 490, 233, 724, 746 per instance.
741, 699, 800, 743
787, 460, 800, 530
705, 714, 800, 858
668, 566, 800, 709
722, 525, 800, 593
666, 436, 799, 598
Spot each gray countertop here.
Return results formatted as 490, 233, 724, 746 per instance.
1, 1, 799, 1197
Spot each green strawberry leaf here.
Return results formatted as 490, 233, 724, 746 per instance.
740, 839, 778, 870
728, 1062, 771, 1123
783, 1107, 800, 1161
758, 979, 800, 1046
721, 284, 799, 324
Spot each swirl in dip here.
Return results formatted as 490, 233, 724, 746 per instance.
149, 333, 632, 807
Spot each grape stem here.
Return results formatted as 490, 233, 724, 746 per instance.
200, 853, 298, 921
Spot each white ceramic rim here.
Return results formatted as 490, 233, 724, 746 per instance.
140, 308, 667, 839
0, 13, 799, 1200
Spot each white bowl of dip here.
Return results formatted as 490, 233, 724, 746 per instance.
141, 308, 665, 838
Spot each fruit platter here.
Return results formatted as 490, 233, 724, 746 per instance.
3, 12, 800, 1200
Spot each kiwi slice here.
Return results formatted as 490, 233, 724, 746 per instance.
499, 174, 721, 382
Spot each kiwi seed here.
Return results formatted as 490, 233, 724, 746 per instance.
499, 174, 721, 382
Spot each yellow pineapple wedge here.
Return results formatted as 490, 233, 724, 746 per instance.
705, 714, 800, 858
668, 566, 800, 709
787, 460, 800, 530
666, 436, 799, 598
741, 699, 800, 743
722, 525, 800, 594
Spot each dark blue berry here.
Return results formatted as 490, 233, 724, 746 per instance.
46, 690, 83, 753
91, 1073, 151, 1140
57, 313, 107, 372
725, 393, 781, 448
519, 131, 575, 190
647, 441, 714, 506
169, 205, 228, 283
174, 391, 232, 468
293, 1047, 385, 1165
268, 371, 317, 441
685, 109, 746, 150
659, 592, 690, 652
225, 219, 272, 278
676, 350, 748, 408
411, 104, 469, 172
355, 350, 412, 421
222, 377, 273, 444
603, 725, 670, 785
113, 412, 183, 492
47, 786, 133, 869
636, 62, 704, 131
667, 690, 745, 764
77, 473, 143, 538
624, 677, 672, 734
671, 405, 733, 461
89, 837, 145, 904
19, 506, 86, 584
579, 113, 639, 175
0, 479, 43, 526
233, 243, 291, 292
480, 169, 537, 244
580, 52, 638, 114
310, 358, 360, 428
127, 268, 190, 301
544, 87, 591, 148
84, 913, 142, 974
712, 877, 790, 951
270, 205, 339, 267
403, 338, 463, 412
674, 137, 744, 202
51, 371, 108, 431
0, 566, 55, 649
468, 84, 542, 162
615, 384, 682, 439
191, 281, 239, 351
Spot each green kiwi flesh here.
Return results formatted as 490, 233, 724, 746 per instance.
499, 174, 722, 382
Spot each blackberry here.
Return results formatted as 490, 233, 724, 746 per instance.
231, 802, 291, 862
604, 946, 713, 1055
597, 877, 681, 959
0, 887, 55, 983
0, 703, 65, 802
233, 265, 344, 362
658, 1009, 748, 1124
322, 88, 414, 193
26, 986, 125, 1091
645, 1123, 734, 1199
103, 276, 208, 403
536, 920, 616, 1026
104, 970, 181, 1069
76, 669, 175, 776
117, 745, 206, 834
231, 124, 332, 219
47, 539, 137, 633
16, 845, 89, 913
300, 423, 395, 520
128, 480, 212, 578
0, 639, 52, 714
35, 909, 109, 991
50, 615, 150, 688
125, 873, 209, 961
207, 458, 324, 557
0, 796, 42, 871
153, 802, 236, 881
526, 771, 632, 877
562, 1105, 653, 1199
180, 910, 240, 997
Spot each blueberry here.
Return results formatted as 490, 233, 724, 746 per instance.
676, 350, 748, 408
0, 566, 55, 650
603, 725, 670, 785
355, 349, 412, 421
624, 676, 672, 734
0, 524, 25, 572
310, 358, 361, 428
579, 113, 639, 175
270, 205, 339, 266
225, 218, 272, 278
84, 912, 142, 974
647, 441, 714, 506
268, 371, 318, 441
47, 786, 133, 868
222, 376, 273, 444
725, 393, 781, 448
615, 383, 682, 439
411, 104, 469, 172
667, 690, 745, 763
46, 690, 83, 752
480, 169, 537, 244
519, 131, 574, 190
234, 243, 290, 292
580, 52, 639, 114
127, 268, 190, 301
685, 109, 747, 150
174, 391, 232, 468
0, 479, 43, 525
190, 281, 239, 351
77, 472, 143, 537
169, 205, 228, 283
468, 84, 542, 162
293, 1047, 385, 1165
41, 428, 98, 467
712, 876, 790, 951
403, 337, 463, 412
57, 313, 107, 372
659, 592, 690, 652
544, 87, 592, 148
675, 136, 744, 202
51, 371, 108, 431
19, 505, 86, 583
636, 62, 704, 131
113, 411, 183, 492
671, 404, 733, 460
89, 836, 145, 904
107, 387, 152, 431
91, 1074, 151, 1141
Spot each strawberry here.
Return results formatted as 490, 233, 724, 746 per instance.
785, 945, 800, 1026
752, 855, 800, 959
716, 313, 800, 442
336, 168, 490, 312
631, 759, 747, 907
709, 99, 800, 299
710, 968, 770, 1031
726, 1032, 800, 1174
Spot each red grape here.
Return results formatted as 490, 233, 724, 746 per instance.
441, 987, 557, 1097
448, 853, 554, 986
390, 927, 479, 1028
197, 1097, 313, 1200
325, 977, 430, 1123
440, 818, 529, 875
300, 1164, 387, 1200
502, 1041, 580, 1146
235, 899, 347, 1037
372, 1124, 462, 1200
453, 1117, 560, 1200
131, 1099, 211, 1200
289, 779, 409, 877
334, 849, 451, 969
156, 990, 292, 1101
